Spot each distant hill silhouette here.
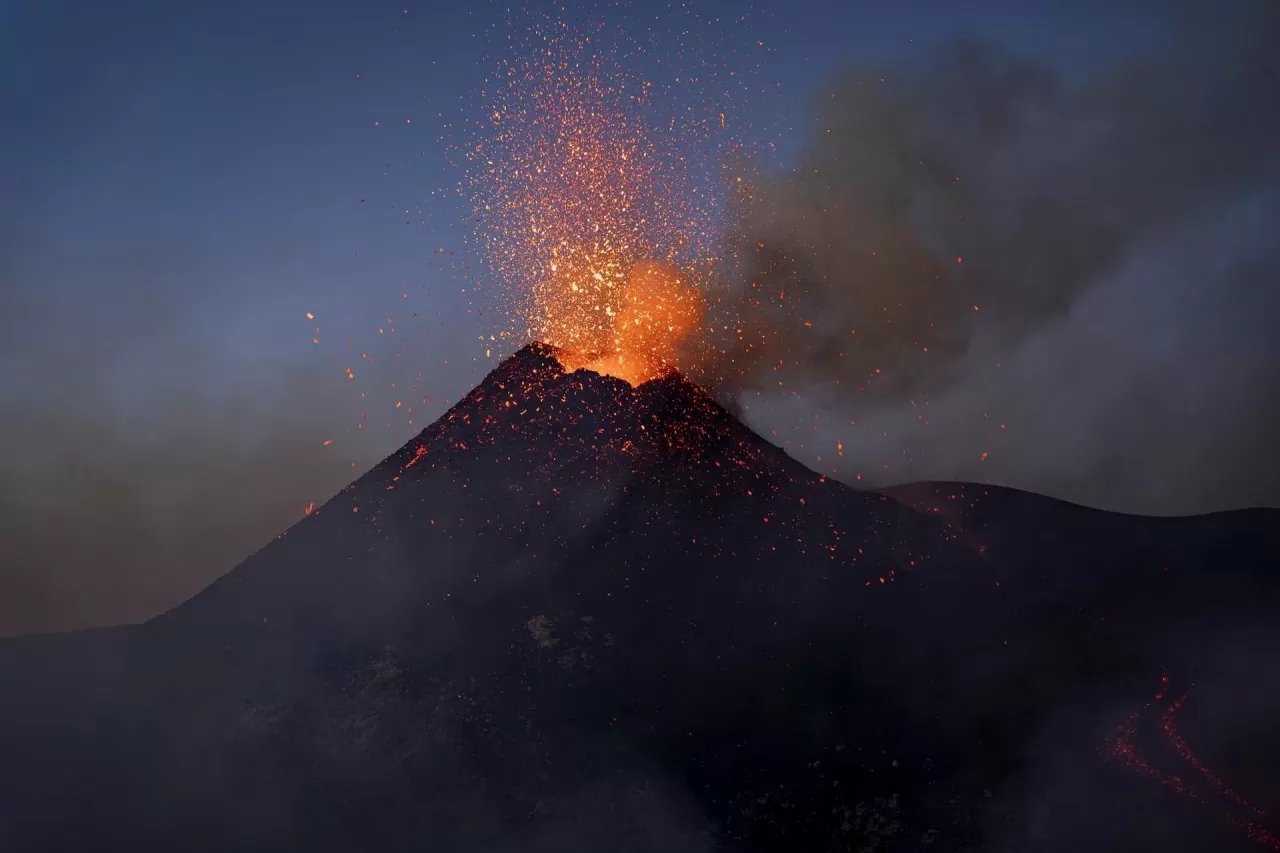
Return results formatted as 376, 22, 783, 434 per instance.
2, 343, 1277, 852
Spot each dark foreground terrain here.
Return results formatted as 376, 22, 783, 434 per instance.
2, 344, 1277, 852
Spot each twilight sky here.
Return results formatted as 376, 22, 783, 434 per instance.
2, 0, 1276, 636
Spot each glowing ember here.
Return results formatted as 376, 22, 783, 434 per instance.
468, 19, 730, 386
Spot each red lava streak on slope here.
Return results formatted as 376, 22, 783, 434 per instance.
1107, 672, 1279, 850
403, 444, 429, 469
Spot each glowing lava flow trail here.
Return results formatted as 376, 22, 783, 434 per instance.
1107, 672, 1279, 850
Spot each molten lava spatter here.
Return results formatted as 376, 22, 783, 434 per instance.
546, 256, 708, 386
467, 21, 730, 386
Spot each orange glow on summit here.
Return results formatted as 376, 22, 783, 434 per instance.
540, 255, 707, 386
468, 20, 724, 386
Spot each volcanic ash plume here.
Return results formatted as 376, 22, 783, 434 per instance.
702, 2, 1280, 514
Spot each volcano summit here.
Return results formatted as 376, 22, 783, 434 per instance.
2, 344, 1278, 852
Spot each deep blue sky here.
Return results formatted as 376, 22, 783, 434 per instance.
6, 0, 1275, 635
4, 0, 1163, 392
1, 0, 1169, 461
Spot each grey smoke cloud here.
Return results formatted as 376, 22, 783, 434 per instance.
707, 1, 1280, 514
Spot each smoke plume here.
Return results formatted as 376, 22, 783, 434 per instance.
706, 0, 1280, 515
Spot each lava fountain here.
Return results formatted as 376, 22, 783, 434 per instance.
467, 21, 727, 387
538, 253, 707, 386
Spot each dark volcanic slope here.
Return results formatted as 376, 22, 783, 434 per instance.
2, 344, 1278, 853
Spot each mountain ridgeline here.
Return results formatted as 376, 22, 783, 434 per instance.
1, 344, 1277, 852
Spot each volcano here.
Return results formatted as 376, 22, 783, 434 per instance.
2, 343, 1278, 852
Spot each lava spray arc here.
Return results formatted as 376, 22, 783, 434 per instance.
466, 18, 736, 386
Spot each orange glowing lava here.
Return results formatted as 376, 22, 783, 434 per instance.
468, 20, 733, 387
545, 256, 707, 386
